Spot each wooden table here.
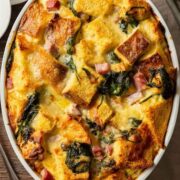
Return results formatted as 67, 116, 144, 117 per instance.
0, 0, 179, 179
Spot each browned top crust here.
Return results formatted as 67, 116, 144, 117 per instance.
136, 53, 164, 79
19, 3, 52, 37
117, 31, 149, 64
45, 15, 80, 47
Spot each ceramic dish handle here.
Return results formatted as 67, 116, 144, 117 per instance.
166, 0, 180, 25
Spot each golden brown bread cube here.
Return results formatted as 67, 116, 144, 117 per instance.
115, 30, 149, 66
17, 35, 68, 92
62, 65, 103, 106
45, 15, 81, 48
87, 96, 114, 127
45, 118, 91, 179
19, 2, 53, 37
112, 124, 155, 169
143, 98, 173, 147
73, 0, 112, 17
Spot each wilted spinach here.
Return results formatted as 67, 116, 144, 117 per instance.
99, 71, 131, 96
100, 132, 115, 144
85, 118, 101, 136
101, 159, 116, 168
66, 36, 76, 55
147, 69, 162, 88
120, 130, 130, 140
65, 55, 77, 71
129, 117, 142, 128
82, 68, 97, 83
147, 67, 174, 99
21, 126, 33, 142
158, 67, 175, 99
139, 94, 160, 104
107, 51, 120, 64
64, 142, 92, 173
119, 16, 139, 34
6, 42, 15, 74
120, 128, 140, 143
16, 92, 40, 141
68, 0, 78, 16
119, 19, 129, 34
64, 55, 80, 81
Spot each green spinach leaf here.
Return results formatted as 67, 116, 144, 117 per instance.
85, 118, 101, 136
99, 71, 131, 96
119, 16, 139, 34
6, 43, 15, 74
147, 67, 174, 99
107, 51, 120, 64
16, 92, 40, 141
66, 36, 76, 55
65, 142, 92, 173
129, 118, 142, 128
68, 0, 78, 16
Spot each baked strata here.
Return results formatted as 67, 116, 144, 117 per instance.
6, 0, 176, 179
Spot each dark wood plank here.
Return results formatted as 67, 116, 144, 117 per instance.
0, 0, 179, 179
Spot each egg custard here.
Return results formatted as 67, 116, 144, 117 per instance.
6, 0, 176, 179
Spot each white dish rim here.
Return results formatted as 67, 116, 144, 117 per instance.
0, 0, 179, 179
11, 0, 27, 5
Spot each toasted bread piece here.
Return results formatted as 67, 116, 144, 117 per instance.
136, 53, 164, 79
82, 17, 119, 54
102, 171, 128, 180
63, 65, 103, 106
19, 2, 53, 37
87, 96, 114, 127
44, 118, 90, 179
45, 15, 81, 48
115, 30, 149, 66
112, 124, 155, 169
75, 39, 105, 66
143, 98, 173, 147
17, 35, 68, 92
49, 148, 90, 180
73, 0, 112, 17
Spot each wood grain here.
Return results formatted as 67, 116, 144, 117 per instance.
0, 0, 179, 179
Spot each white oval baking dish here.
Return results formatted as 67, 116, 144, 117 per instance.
0, 0, 179, 179
11, 0, 27, 5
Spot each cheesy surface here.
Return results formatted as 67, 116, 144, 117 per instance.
6, 0, 176, 179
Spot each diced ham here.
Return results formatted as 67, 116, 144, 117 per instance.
66, 104, 81, 117
127, 91, 143, 105
44, 14, 80, 48
44, 40, 59, 58
95, 63, 110, 75
7, 77, 13, 89
29, 146, 44, 160
92, 146, 103, 157
44, 24, 60, 58
46, 0, 60, 11
41, 168, 54, 180
133, 71, 147, 91
105, 145, 113, 156
128, 133, 142, 143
